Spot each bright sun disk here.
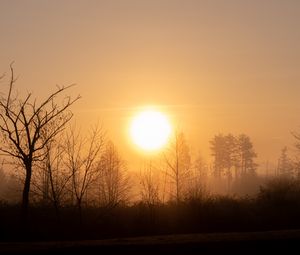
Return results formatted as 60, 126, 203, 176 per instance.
130, 110, 171, 151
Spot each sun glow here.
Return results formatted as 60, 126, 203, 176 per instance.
130, 110, 172, 151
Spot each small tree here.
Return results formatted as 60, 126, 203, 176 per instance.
237, 134, 257, 177
292, 132, 300, 178
98, 141, 130, 208
277, 147, 293, 178
210, 133, 237, 193
139, 161, 160, 206
187, 154, 208, 201
210, 133, 257, 194
210, 134, 231, 179
164, 131, 191, 202
0, 65, 80, 221
31, 135, 71, 220
65, 124, 104, 219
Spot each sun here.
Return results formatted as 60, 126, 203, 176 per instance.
130, 110, 172, 151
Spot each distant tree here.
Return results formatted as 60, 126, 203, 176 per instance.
31, 134, 72, 220
210, 134, 223, 179
237, 134, 257, 177
186, 154, 208, 201
98, 141, 130, 208
164, 131, 191, 202
194, 154, 208, 184
225, 134, 238, 188
210, 134, 232, 179
210, 133, 257, 193
292, 132, 300, 179
0, 65, 80, 221
277, 147, 293, 178
65, 124, 104, 220
210, 134, 237, 189
139, 161, 160, 206
294, 161, 300, 180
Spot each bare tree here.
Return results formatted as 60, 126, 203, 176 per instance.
139, 161, 160, 206
30, 134, 72, 220
164, 131, 191, 202
0, 65, 80, 221
98, 141, 131, 208
65, 124, 104, 219
186, 154, 208, 201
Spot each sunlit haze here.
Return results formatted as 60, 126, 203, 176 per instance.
1, 0, 300, 169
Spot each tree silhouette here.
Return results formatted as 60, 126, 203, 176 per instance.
210, 134, 230, 179
237, 134, 257, 177
0, 65, 80, 222
187, 153, 208, 200
65, 124, 104, 220
210, 133, 237, 185
164, 131, 191, 202
38, 134, 71, 220
277, 147, 293, 178
210, 133, 257, 193
139, 161, 160, 206
98, 141, 131, 208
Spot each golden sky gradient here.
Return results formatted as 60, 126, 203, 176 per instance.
1, 0, 300, 169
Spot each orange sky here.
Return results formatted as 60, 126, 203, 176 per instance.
1, 0, 300, 170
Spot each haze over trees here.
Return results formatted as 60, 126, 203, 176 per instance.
210, 133, 258, 194
1, 67, 300, 241
277, 147, 294, 178
164, 131, 191, 202
98, 141, 131, 208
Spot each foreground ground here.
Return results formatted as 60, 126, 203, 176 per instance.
0, 229, 299, 254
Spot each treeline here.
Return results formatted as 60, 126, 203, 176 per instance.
1, 177, 300, 241
210, 133, 257, 194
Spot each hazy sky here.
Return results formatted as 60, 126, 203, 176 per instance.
1, 0, 300, 168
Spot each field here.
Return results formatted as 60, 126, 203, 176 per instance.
0, 229, 299, 254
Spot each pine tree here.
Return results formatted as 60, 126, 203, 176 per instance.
277, 147, 293, 178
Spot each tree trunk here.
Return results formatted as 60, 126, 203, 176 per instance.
176, 173, 179, 203
77, 198, 83, 225
53, 199, 61, 223
21, 163, 32, 223
48, 162, 61, 223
